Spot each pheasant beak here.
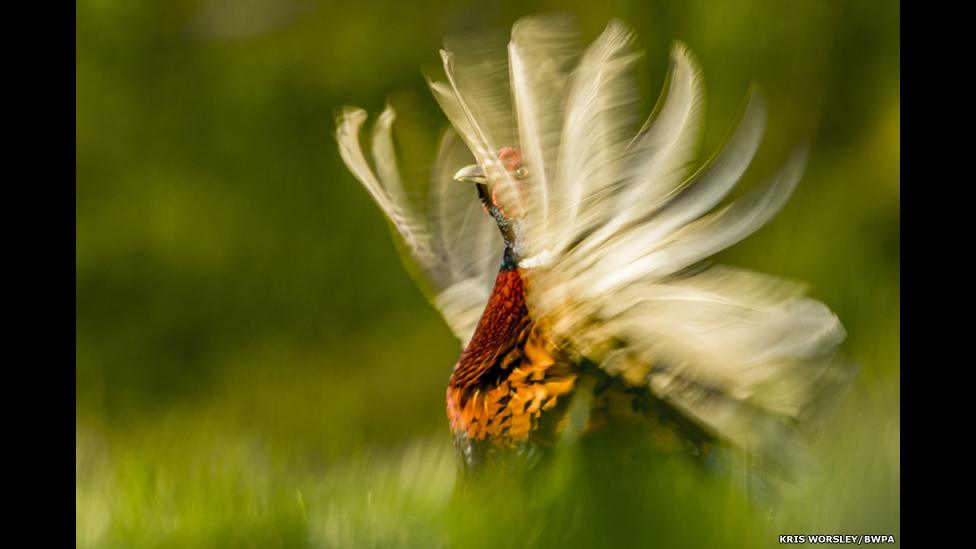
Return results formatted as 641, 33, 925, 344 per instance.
453, 164, 487, 185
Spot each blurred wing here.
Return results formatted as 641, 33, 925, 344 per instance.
427, 28, 522, 206
336, 105, 501, 346
574, 265, 853, 472
428, 126, 505, 344
508, 14, 580, 228
499, 18, 851, 470
548, 20, 641, 251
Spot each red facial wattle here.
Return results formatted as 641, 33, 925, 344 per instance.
488, 147, 528, 217
497, 146, 523, 173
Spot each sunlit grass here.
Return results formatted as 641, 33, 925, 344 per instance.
77, 367, 897, 548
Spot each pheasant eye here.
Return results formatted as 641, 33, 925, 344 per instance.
497, 146, 527, 181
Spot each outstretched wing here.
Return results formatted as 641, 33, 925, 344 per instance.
336, 106, 502, 346
436, 16, 853, 471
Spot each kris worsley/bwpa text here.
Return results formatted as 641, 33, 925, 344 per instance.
779, 535, 896, 544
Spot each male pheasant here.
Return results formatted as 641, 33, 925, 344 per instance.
336, 16, 851, 477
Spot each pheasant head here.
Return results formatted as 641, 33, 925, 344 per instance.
453, 146, 534, 266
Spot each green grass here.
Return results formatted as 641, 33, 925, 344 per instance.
77, 380, 897, 548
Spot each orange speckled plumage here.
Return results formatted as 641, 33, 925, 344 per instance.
446, 265, 576, 452
444, 259, 713, 469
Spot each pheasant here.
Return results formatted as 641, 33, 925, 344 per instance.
336, 16, 851, 478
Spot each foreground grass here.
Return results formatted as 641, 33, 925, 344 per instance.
77, 373, 897, 549
77, 423, 455, 549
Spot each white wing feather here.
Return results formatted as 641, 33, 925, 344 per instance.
509, 14, 579, 228
336, 105, 501, 345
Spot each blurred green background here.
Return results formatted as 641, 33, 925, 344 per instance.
77, 0, 899, 547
